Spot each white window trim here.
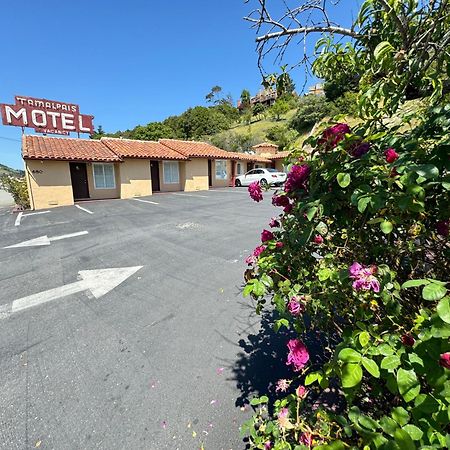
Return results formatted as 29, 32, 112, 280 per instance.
163, 161, 180, 184
93, 163, 116, 190
215, 159, 228, 180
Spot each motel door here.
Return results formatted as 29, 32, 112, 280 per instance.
150, 161, 160, 192
69, 163, 89, 200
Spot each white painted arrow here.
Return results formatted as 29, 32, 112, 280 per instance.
0, 266, 142, 318
4, 231, 89, 248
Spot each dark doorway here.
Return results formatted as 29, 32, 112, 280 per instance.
248, 162, 255, 171
150, 161, 160, 192
69, 163, 89, 200
208, 160, 213, 187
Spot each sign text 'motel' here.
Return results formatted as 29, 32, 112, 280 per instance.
0, 96, 94, 135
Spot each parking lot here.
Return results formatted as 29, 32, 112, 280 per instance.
0, 188, 276, 449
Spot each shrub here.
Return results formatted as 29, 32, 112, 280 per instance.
241, 107, 450, 449
1, 176, 29, 208
265, 125, 298, 151
289, 96, 337, 133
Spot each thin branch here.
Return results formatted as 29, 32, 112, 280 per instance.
254, 25, 362, 42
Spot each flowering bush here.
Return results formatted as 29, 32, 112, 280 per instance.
241, 106, 450, 449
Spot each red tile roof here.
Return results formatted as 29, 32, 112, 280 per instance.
252, 142, 279, 149
102, 137, 187, 160
22, 135, 121, 162
159, 139, 237, 159
267, 150, 292, 160
234, 152, 272, 163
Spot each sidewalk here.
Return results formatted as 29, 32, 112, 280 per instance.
0, 189, 14, 207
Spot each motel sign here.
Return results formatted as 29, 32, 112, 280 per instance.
0, 95, 94, 135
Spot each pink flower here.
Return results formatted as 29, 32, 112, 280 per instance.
318, 123, 350, 150
264, 441, 272, 450
284, 164, 311, 193
439, 352, 450, 369
287, 297, 305, 316
313, 235, 324, 244
272, 194, 290, 207
269, 217, 280, 228
349, 262, 380, 293
261, 229, 274, 242
275, 378, 291, 392
299, 432, 313, 446
296, 385, 308, 398
275, 241, 284, 249
277, 407, 291, 429
401, 334, 415, 347
384, 148, 399, 163
436, 220, 449, 237
253, 245, 266, 257
248, 181, 263, 202
286, 339, 309, 372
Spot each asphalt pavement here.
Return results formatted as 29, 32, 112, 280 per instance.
0, 187, 278, 450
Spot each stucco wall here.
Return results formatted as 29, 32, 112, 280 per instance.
86, 162, 120, 200
274, 160, 286, 172
184, 158, 209, 191
159, 161, 182, 192
25, 160, 74, 210
119, 159, 152, 199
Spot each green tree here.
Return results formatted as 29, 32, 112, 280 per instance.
270, 99, 290, 120
240, 89, 251, 109
252, 102, 266, 121
276, 65, 296, 96
265, 125, 298, 150
289, 95, 336, 132
133, 122, 178, 141
205, 85, 222, 104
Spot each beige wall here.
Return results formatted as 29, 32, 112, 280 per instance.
86, 162, 120, 200
119, 158, 152, 199
183, 158, 209, 191
274, 160, 286, 172
25, 160, 74, 210
159, 160, 182, 192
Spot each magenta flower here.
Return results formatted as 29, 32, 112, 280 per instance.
287, 297, 305, 316
244, 255, 256, 265
264, 441, 272, 450
269, 217, 280, 228
318, 123, 350, 150
261, 229, 274, 242
436, 219, 449, 237
284, 164, 311, 193
401, 334, 415, 347
253, 245, 266, 257
439, 352, 450, 369
286, 339, 309, 372
272, 194, 290, 208
350, 141, 370, 158
313, 235, 324, 245
275, 241, 284, 249
248, 181, 263, 202
349, 262, 380, 293
384, 148, 399, 163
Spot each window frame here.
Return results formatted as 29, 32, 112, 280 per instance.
92, 163, 116, 190
163, 161, 180, 184
215, 159, 228, 180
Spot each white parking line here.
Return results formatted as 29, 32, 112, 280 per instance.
75, 204, 94, 215
23, 210, 51, 217
132, 198, 159, 205
14, 212, 23, 227
172, 193, 208, 198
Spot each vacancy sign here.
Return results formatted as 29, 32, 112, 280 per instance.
0, 95, 94, 135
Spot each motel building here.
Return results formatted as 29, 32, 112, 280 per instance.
22, 135, 291, 210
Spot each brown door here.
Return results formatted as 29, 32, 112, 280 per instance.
150, 161, 160, 192
208, 160, 213, 187
69, 163, 89, 200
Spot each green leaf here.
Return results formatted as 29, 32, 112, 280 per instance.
403, 424, 423, 441
380, 416, 398, 436
358, 414, 379, 430
359, 331, 370, 347
380, 220, 394, 234
374, 41, 394, 62
402, 279, 430, 289
394, 428, 415, 450
338, 348, 362, 363
341, 363, 363, 388
357, 197, 370, 213
397, 368, 420, 402
391, 406, 409, 426
413, 164, 439, 179
381, 355, 401, 370
362, 357, 380, 378
436, 297, 450, 323
306, 206, 318, 221
304, 372, 319, 385
318, 268, 332, 281
422, 282, 447, 301
337, 172, 351, 188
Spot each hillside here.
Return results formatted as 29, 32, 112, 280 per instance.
0, 164, 24, 178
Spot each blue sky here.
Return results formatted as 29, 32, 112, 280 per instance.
0, 0, 358, 169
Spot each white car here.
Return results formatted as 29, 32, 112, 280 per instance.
235, 168, 287, 187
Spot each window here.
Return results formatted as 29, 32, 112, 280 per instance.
163, 161, 179, 184
93, 163, 115, 189
215, 160, 227, 180
237, 163, 243, 175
